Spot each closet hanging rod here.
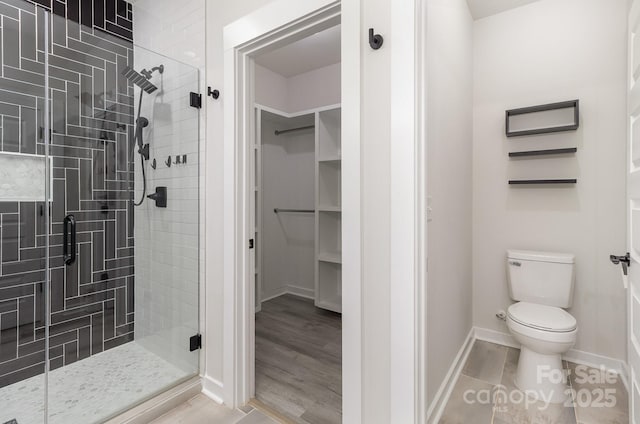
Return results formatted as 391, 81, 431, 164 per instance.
274, 208, 315, 214
274, 125, 315, 136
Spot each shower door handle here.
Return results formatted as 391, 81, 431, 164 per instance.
63, 214, 77, 266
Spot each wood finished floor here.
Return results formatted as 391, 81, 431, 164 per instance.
255, 294, 342, 424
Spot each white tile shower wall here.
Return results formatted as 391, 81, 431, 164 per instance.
131, 0, 206, 374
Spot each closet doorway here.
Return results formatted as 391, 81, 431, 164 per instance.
251, 25, 343, 423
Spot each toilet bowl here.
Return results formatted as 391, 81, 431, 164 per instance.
506, 301, 577, 403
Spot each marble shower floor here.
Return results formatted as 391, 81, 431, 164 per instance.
440, 340, 629, 424
0, 342, 192, 424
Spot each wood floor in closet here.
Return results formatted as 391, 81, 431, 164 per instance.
255, 294, 342, 424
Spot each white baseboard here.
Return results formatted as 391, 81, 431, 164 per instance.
261, 285, 315, 303
260, 288, 288, 303
473, 327, 519, 349
473, 326, 627, 377
202, 375, 225, 404
426, 328, 475, 424
284, 285, 315, 300
106, 377, 202, 424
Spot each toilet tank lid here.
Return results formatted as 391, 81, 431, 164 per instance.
507, 250, 575, 264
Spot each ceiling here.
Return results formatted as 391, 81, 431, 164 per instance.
254, 25, 341, 78
466, 0, 542, 20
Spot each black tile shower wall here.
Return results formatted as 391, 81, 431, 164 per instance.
0, 0, 134, 388
23, 0, 133, 42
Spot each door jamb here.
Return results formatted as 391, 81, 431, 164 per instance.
222, 0, 356, 413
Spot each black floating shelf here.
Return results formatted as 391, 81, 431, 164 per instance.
509, 179, 577, 185
506, 100, 579, 137
509, 148, 577, 158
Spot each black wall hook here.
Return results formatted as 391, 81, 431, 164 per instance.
369, 28, 384, 50
208, 87, 220, 99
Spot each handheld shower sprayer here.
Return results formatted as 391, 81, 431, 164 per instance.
120, 63, 165, 206
135, 117, 150, 160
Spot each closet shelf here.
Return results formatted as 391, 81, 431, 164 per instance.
509, 148, 577, 158
509, 179, 577, 185
318, 157, 341, 163
318, 252, 342, 264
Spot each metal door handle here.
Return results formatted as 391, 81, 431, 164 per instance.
63, 214, 77, 266
610, 252, 630, 276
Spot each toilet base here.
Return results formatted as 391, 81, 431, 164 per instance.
515, 346, 569, 404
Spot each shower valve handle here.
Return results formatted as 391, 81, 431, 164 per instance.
147, 187, 167, 208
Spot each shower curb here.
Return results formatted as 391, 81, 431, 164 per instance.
104, 377, 202, 424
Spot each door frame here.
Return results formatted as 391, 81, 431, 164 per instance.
222, 0, 426, 421
628, 1, 640, 421
222, 0, 347, 411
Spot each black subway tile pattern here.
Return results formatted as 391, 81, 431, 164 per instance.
25, 0, 132, 42
0, 0, 134, 388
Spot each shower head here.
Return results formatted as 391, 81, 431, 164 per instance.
121, 66, 158, 94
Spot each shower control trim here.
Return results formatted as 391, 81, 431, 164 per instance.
147, 187, 167, 208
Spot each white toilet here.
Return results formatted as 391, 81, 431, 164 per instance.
506, 250, 578, 403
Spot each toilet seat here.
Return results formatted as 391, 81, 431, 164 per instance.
507, 302, 577, 332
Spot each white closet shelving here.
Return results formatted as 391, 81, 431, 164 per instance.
254, 104, 341, 314
315, 107, 342, 313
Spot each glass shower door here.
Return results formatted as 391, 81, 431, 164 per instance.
0, 0, 49, 423
44, 6, 201, 424
0, 1, 201, 421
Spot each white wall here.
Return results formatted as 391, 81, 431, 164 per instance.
260, 115, 316, 300
287, 63, 341, 112
254, 65, 288, 112
360, 0, 391, 420
206, 0, 278, 391
472, 0, 628, 360
425, 0, 474, 407
255, 62, 341, 113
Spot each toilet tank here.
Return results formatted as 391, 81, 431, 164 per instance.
506, 250, 576, 308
